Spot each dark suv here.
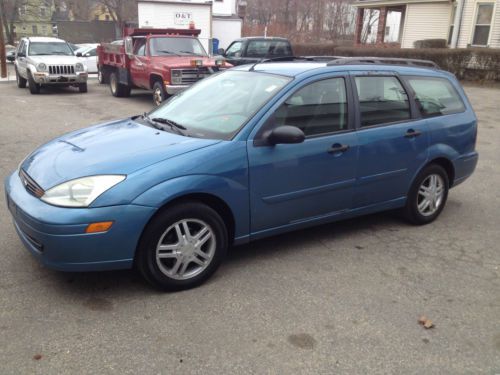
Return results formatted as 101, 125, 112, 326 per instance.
218, 37, 293, 66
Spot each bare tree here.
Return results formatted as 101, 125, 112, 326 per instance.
95, 0, 137, 30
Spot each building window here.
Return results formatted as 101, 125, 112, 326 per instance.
472, 3, 494, 46
40, 7, 46, 17
19, 6, 26, 16
448, 4, 457, 45
32, 25, 38, 34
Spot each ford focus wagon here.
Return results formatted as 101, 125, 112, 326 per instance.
5, 57, 479, 290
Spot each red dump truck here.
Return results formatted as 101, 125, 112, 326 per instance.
97, 27, 229, 106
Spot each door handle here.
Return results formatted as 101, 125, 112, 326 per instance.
405, 129, 422, 138
328, 144, 349, 154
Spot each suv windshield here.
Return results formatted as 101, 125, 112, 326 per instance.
147, 71, 292, 140
28, 42, 74, 56
150, 37, 207, 57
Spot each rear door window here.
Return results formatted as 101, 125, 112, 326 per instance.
355, 76, 411, 127
405, 76, 465, 117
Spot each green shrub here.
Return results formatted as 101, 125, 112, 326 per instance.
414, 39, 448, 48
290, 44, 500, 81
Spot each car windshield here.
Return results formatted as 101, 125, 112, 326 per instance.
147, 71, 292, 140
29, 42, 74, 56
150, 37, 207, 57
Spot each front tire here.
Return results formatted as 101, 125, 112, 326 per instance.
152, 80, 167, 106
78, 83, 88, 93
136, 202, 228, 291
16, 68, 27, 88
404, 164, 449, 225
27, 71, 40, 94
109, 71, 131, 97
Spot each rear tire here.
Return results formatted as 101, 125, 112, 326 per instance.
404, 164, 449, 225
109, 71, 131, 97
98, 67, 107, 84
27, 71, 40, 94
152, 80, 167, 106
16, 68, 27, 88
136, 202, 228, 291
78, 83, 88, 93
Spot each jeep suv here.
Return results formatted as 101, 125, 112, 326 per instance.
14, 37, 88, 94
5, 57, 478, 291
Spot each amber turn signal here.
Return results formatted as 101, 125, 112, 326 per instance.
85, 221, 113, 233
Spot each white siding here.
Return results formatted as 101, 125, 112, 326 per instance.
138, 2, 212, 52
401, 2, 452, 48
212, 0, 236, 16
458, 0, 500, 48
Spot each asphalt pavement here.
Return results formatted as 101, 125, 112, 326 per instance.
0, 79, 499, 374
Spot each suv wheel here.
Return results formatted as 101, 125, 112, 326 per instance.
78, 83, 88, 93
27, 71, 40, 94
404, 164, 449, 225
15, 68, 27, 88
109, 71, 131, 97
152, 81, 167, 106
136, 202, 228, 291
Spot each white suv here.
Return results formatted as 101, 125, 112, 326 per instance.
15, 37, 88, 94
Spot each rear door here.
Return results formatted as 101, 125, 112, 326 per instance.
17, 40, 28, 77
351, 72, 429, 208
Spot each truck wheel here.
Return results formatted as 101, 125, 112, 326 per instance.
15, 68, 27, 88
109, 71, 131, 97
136, 201, 228, 291
27, 72, 40, 94
152, 81, 167, 106
79, 83, 88, 93
98, 68, 107, 84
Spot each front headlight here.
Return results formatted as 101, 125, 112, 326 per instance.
41, 175, 126, 207
75, 62, 84, 72
37, 63, 47, 71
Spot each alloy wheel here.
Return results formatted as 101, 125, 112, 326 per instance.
417, 174, 445, 216
155, 219, 216, 280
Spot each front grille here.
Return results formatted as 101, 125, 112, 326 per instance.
19, 169, 45, 198
48, 65, 75, 75
172, 68, 212, 85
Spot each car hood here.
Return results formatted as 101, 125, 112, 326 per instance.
21, 119, 221, 189
151, 56, 229, 68
28, 55, 79, 65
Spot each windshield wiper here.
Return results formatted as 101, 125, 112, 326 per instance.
141, 113, 187, 135
179, 50, 204, 56
156, 50, 180, 56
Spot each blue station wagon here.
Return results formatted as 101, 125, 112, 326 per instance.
5, 57, 479, 290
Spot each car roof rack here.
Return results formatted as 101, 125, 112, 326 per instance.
326, 56, 440, 69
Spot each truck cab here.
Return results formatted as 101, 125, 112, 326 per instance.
98, 28, 228, 106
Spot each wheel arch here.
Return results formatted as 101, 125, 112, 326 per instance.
427, 157, 455, 187
138, 192, 236, 251
149, 73, 163, 89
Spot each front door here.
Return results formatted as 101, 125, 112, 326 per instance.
247, 75, 358, 236
129, 38, 149, 88
351, 73, 429, 207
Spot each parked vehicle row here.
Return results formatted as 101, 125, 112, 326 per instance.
5, 56, 479, 291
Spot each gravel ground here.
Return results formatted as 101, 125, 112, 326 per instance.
0, 79, 499, 374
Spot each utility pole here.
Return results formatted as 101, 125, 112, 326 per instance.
0, 3, 7, 79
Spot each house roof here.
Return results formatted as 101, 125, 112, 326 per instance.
353, 0, 449, 8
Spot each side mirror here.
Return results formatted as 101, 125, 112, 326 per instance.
124, 36, 133, 55
267, 126, 305, 145
76, 52, 83, 57
217, 48, 225, 56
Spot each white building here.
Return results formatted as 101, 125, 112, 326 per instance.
354, 0, 500, 48
137, 0, 246, 52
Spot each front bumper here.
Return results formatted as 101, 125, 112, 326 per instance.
33, 72, 88, 84
166, 84, 189, 95
4, 171, 156, 272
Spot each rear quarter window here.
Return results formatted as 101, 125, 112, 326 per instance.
405, 76, 466, 117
